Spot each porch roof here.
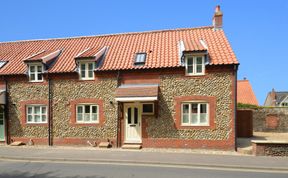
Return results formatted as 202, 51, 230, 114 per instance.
115, 84, 158, 102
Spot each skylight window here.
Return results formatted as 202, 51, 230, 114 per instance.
0, 61, 7, 68
134, 53, 146, 65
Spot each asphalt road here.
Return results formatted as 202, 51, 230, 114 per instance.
0, 159, 287, 178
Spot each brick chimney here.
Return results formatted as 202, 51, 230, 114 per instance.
213, 5, 223, 30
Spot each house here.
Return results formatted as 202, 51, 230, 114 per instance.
264, 89, 288, 107
0, 6, 239, 150
237, 78, 259, 106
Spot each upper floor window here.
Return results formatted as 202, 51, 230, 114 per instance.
76, 104, 99, 123
181, 102, 209, 126
282, 102, 288, 107
79, 62, 95, 80
185, 56, 205, 76
134, 53, 146, 65
26, 105, 47, 123
29, 64, 43, 82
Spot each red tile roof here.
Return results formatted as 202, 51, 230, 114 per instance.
0, 26, 238, 75
237, 80, 259, 106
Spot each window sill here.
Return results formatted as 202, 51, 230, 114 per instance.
28, 81, 44, 83
79, 78, 95, 81
23, 123, 48, 127
178, 124, 212, 129
70, 123, 101, 127
185, 73, 205, 77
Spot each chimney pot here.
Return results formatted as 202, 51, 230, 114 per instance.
213, 5, 223, 30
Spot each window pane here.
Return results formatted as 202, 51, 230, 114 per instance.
200, 104, 207, 113
30, 74, 35, 81
200, 113, 207, 124
191, 114, 198, 124
143, 104, 153, 113
127, 108, 131, 124
88, 63, 94, 70
81, 70, 86, 78
28, 107, 33, 114
187, 66, 193, 74
77, 114, 83, 121
85, 105, 90, 113
134, 108, 138, 124
84, 113, 90, 121
37, 66, 42, 72
77, 113, 83, 121
88, 71, 93, 78
183, 104, 189, 114
41, 107, 46, 114
91, 114, 97, 121
187, 58, 193, 65
81, 64, 86, 70
191, 104, 198, 124
77, 106, 83, 113
42, 115, 47, 122
38, 74, 43, 81
92, 106, 97, 113
34, 106, 41, 114
136, 54, 146, 63
35, 115, 41, 122
27, 115, 33, 122
182, 114, 189, 124
191, 104, 198, 113
196, 57, 202, 64
30, 66, 35, 72
196, 64, 202, 73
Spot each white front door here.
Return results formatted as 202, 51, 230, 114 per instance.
124, 103, 142, 143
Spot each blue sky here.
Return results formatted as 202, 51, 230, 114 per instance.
1, 0, 287, 104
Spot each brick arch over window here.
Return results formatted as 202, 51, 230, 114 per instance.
69, 98, 105, 127
174, 95, 216, 129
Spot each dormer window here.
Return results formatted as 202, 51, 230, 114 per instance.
134, 53, 146, 65
28, 64, 43, 82
79, 62, 95, 80
185, 56, 205, 76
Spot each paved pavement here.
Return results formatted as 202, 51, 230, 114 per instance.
0, 145, 288, 171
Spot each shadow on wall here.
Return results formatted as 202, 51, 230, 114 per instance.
0, 171, 105, 178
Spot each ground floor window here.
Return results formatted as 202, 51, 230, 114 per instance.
76, 104, 99, 123
26, 105, 47, 123
181, 102, 209, 126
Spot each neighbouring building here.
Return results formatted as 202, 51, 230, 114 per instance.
237, 78, 258, 106
0, 6, 239, 150
264, 89, 288, 107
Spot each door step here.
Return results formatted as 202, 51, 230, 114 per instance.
122, 144, 142, 149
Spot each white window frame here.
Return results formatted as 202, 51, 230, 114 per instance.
142, 103, 154, 115
76, 104, 99, 123
181, 102, 209, 126
185, 56, 205, 76
26, 105, 48, 124
28, 63, 44, 82
79, 62, 95, 80
134, 53, 146, 65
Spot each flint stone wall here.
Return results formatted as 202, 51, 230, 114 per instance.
8, 71, 234, 144
145, 72, 233, 140
8, 81, 49, 138
51, 78, 118, 139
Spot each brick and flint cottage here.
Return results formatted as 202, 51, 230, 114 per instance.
0, 6, 239, 149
